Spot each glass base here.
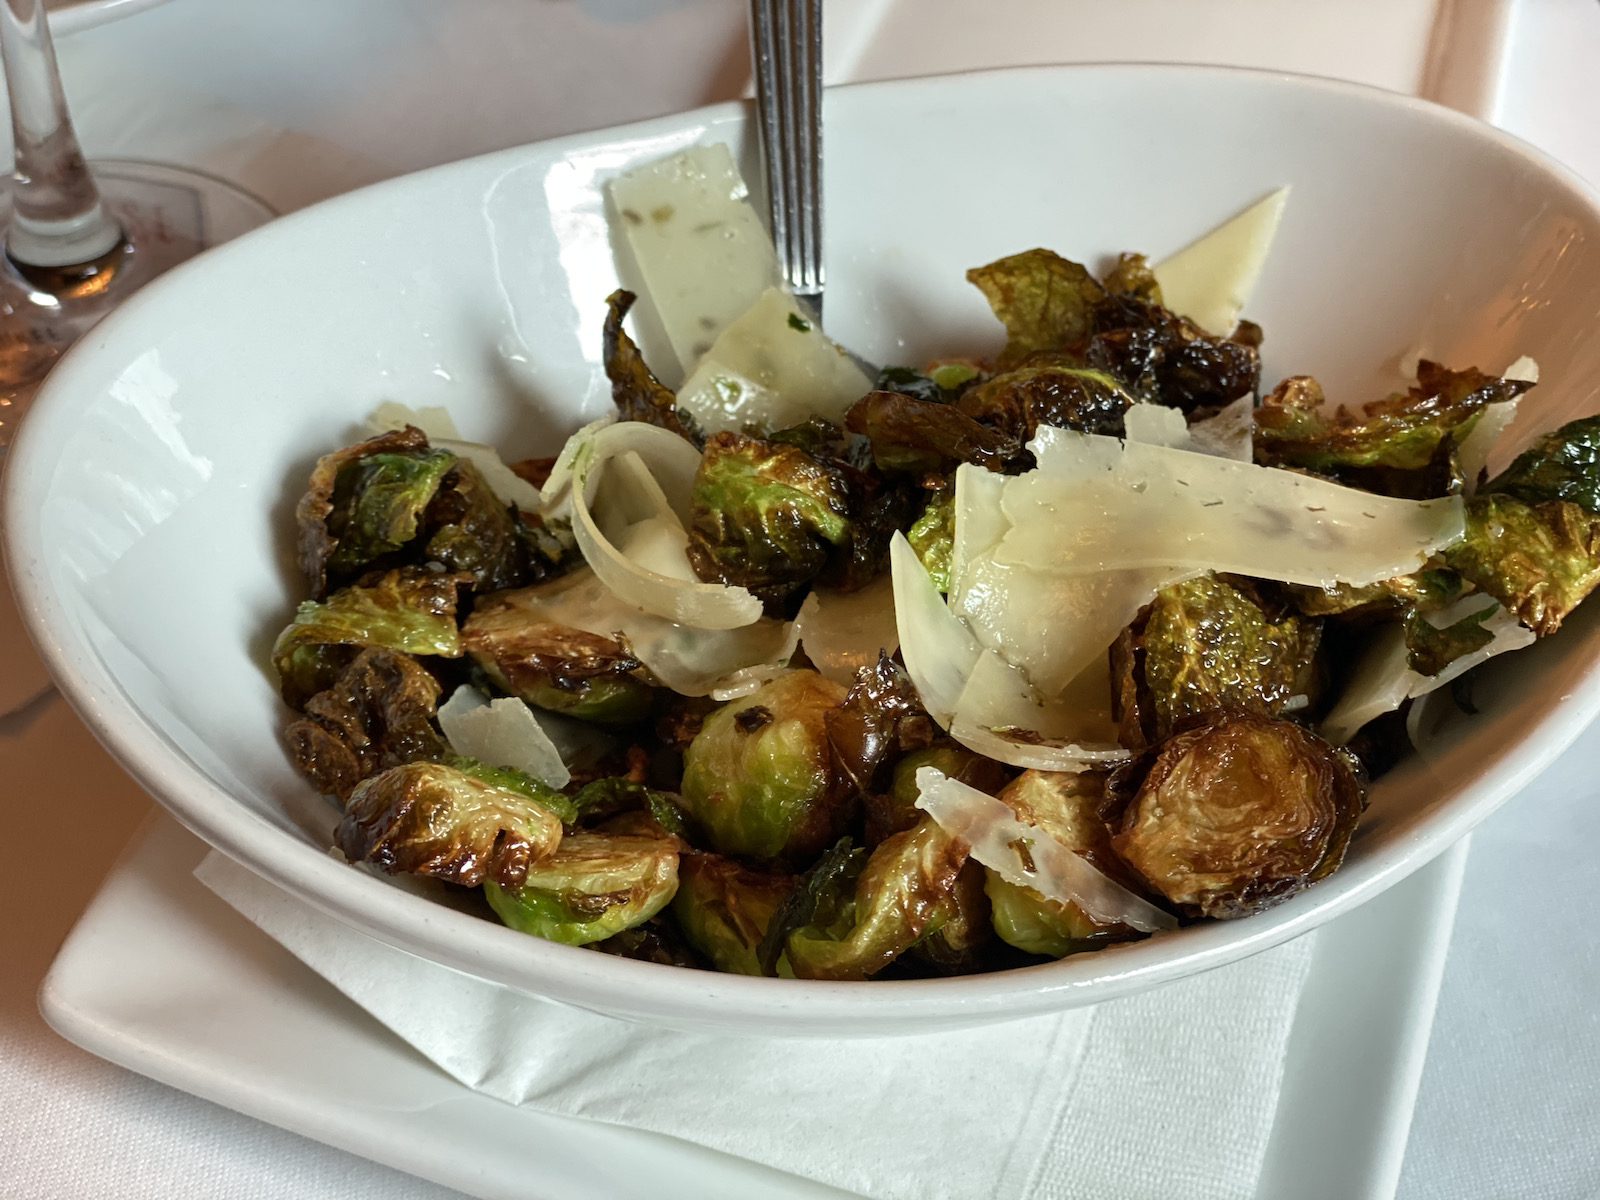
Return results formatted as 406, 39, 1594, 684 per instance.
0, 160, 275, 446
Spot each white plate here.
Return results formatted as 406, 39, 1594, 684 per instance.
40, 813, 1469, 1200
9, 63, 1600, 1035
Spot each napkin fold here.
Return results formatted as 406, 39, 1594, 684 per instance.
196, 851, 1314, 1200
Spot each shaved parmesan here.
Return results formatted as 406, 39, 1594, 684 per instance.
1503, 355, 1540, 384
608, 143, 783, 376
1153, 186, 1289, 336
1187, 394, 1255, 462
366, 400, 462, 441
793, 574, 900, 687
568, 421, 762, 629
676, 286, 873, 435
1319, 597, 1535, 744
914, 768, 1176, 933
438, 685, 571, 789
1015, 427, 1465, 587
491, 567, 794, 698
540, 414, 617, 514
889, 531, 980, 727
1121, 403, 1190, 448
948, 651, 1126, 772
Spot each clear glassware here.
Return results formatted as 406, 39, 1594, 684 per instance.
0, 0, 274, 445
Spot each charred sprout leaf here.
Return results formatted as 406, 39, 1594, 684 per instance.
323, 448, 458, 583
1084, 293, 1260, 414
1483, 414, 1600, 512
756, 835, 865, 976
912, 859, 993, 973
1119, 574, 1322, 746
484, 831, 680, 946
873, 366, 946, 406
1405, 601, 1496, 677
785, 815, 970, 981
590, 918, 704, 968
957, 362, 1134, 440
1108, 711, 1365, 919
602, 289, 704, 447
1254, 363, 1531, 475
273, 567, 467, 709
844, 390, 1025, 475
1443, 493, 1600, 635
337, 760, 564, 888
686, 431, 851, 607
967, 248, 1105, 370
907, 488, 955, 593
424, 459, 543, 591
295, 426, 433, 599
286, 647, 444, 800
448, 755, 580, 825
872, 743, 1009, 845
460, 600, 655, 725
826, 652, 938, 801
1100, 252, 1163, 304
565, 775, 690, 838
678, 670, 851, 862
984, 770, 1147, 958
672, 852, 797, 975
766, 415, 857, 463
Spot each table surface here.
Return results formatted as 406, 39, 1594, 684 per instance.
3, 1, 1600, 1197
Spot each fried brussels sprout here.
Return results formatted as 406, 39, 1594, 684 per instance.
1404, 602, 1496, 677
911, 859, 993, 973
1443, 492, 1600, 636
966, 248, 1105, 370
1287, 565, 1463, 618
844, 390, 1025, 476
273, 567, 467, 709
1483, 414, 1600, 511
423, 458, 545, 592
756, 835, 865, 976
449, 756, 580, 825
785, 816, 970, 980
678, 670, 850, 862
460, 599, 655, 725
1100, 252, 1163, 304
1084, 292, 1260, 415
907, 487, 955, 593
337, 760, 564, 888
871, 743, 1008, 845
957, 362, 1134, 440
825, 652, 938, 804
982, 770, 1145, 958
1113, 574, 1321, 748
1107, 711, 1365, 919
686, 430, 852, 606
484, 831, 680, 946
296, 426, 438, 598
602, 289, 704, 446
590, 918, 703, 968
1253, 364, 1530, 478
671, 852, 797, 975
873, 365, 948, 406
286, 647, 444, 800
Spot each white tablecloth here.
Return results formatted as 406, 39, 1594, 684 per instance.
4, 1, 1600, 1196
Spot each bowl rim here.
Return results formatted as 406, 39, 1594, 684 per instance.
10, 59, 1600, 1032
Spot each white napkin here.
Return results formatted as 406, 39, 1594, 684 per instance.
197, 851, 1314, 1200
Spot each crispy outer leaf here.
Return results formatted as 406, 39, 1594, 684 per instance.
337, 760, 565, 888
273, 567, 467, 709
1444, 493, 1600, 635
602, 288, 705, 447
1100, 252, 1164, 304
1404, 603, 1496, 677
686, 431, 852, 606
957, 361, 1134, 440
844, 390, 1025, 476
824, 651, 938, 800
285, 647, 444, 800
295, 425, 435, 598
755, 835, 866, 976
673, 852, 798, 975
424, 458, 542, 591
1483, 414, 1600, 513
907, 487, 955, 594
967, 248, 1105, 370
324, 448, 458, 582
1255, 362, 1531, 474
1084, 293, 1260, 415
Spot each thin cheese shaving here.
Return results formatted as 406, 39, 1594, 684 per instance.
438, 685, 571, 789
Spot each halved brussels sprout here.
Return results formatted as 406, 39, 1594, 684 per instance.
460, 601, 655, 725
337, 760, 564, 888
1084, 292, 1260, 414
678, 670, 849, 862
285, 647, 443, 800
603, 288, 704, 446
1114, 574, 1321, 747
1444, 492, 1600, 636
785, 815, 970, 980
424, 458, 545, 592
844, 390, 1024, 476
957, 363, 1134, 440
911, 859, 993, 973
982, 770, 1144, 958
273, 567, 467, 709
686, 430, 851, 606
825, 652, 938, 803
485, 831, 680, 946
1107, 711, 1365, 918
672, 852, 796, 976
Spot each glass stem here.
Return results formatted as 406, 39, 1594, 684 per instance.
0, 0, 120, 269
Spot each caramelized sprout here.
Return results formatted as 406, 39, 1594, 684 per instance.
844, 390, 1024, 476
602, 289, 704, 446
424, 458, 546, 591
485, 831, 680, 946
1482, 413, 1600, 512
337, 760, 564, 888
672, 852, 797, 975
1444, 493, 1600, 635
957, 362, 1134, 440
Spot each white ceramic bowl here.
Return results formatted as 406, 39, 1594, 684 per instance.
11, 64, 1600, 1036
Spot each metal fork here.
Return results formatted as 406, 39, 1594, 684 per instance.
749, 0, 825, 324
